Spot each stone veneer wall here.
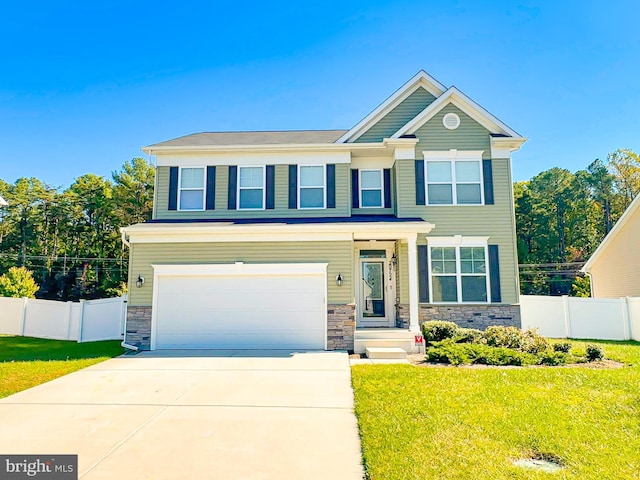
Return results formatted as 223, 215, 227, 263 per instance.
126, 305, 356, 352
396, 304, 410, 328
419, 304, 521, 329
126, 306, 152, 350
327, 304, 356, 351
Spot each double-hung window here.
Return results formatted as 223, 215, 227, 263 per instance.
179, 167, 205, 210
430, 243, 489, 303
299, 165, 325, 209
424, 151, 483, 205
238, 166, 265, 210
360, 169, 383, 208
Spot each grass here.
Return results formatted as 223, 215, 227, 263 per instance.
351, 339, 640, 480
0, 335, 124, 399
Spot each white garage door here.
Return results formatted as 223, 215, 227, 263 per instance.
152, 264, 327, 350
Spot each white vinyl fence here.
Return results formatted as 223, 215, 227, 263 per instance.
0, 296, 126, 342
521, 295, 640, 341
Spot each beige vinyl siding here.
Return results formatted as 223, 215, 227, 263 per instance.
352, 208, 394, 215
355, 87, 436, 143
396, 242, 410, 304
590, 212, 640, 298
394, 105, 519, 304
128, 241, 353, 306
155, 164, 351, 219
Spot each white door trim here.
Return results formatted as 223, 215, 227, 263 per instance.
354, 241, 396, 328
150, 262, 328, 350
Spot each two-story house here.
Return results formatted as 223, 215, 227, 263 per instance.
121, 71, 526, 353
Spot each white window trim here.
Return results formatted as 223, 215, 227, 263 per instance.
359, 169, 384, 209
426, 236, 491, 304
178, 166, 206, 211
237, 165, 266, 211
423, 150, 484, 206
298, 164, 326, 210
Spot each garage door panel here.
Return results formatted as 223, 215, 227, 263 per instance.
154, 271, 326, 350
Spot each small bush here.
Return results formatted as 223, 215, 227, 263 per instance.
553, 342, 572, 353
426, 342, 471, 365
539, 351, 567, 366
454, 328, 484, 344
470, 345, 535, 366
585, 344, 604, 362
522, 329, 551, 354
484, 326, 526, 350
421, 321, 459, 344
426, 342, 537, 366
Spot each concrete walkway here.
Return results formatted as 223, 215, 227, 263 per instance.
0, 350, 364, 479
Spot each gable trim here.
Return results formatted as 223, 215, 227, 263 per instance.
336, 71, 447, 144
391, 87, 525, 141
583, 194, 640, 273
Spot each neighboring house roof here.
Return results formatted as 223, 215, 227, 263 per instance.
0, 195, 7, 207
583, 194, 640, 273
145, 130, 348, 149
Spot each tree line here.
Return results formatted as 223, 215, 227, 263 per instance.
0, 158, 154, 300
0, 150, 638, 300
515, 148, 640, 296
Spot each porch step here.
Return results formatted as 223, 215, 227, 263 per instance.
365, 347, 407, 360
354, 338, 416, 354
355, 328, 414, 340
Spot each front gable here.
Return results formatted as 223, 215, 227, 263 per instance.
354, 87, 437, 143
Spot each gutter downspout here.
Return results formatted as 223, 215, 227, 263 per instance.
119, 229, 138, 351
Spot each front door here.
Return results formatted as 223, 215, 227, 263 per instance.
357, 248, 395, 327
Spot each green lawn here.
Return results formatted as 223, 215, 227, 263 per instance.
0, 336, 124, 399
352, 340, 640, 480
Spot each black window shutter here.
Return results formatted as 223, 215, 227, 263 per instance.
266, 165, 275, 209
228, 166, 237, 210
205, 166, 216, 210
288, 165, 298, 209
383, 168, 392, 208
326, 164, 336, 208
351, 169, 359, 208
415, 160, 426, 205
483, 159, 494, 205
418, 245, 429, 303
168, 167, 178, 210
488, 245, 501, 302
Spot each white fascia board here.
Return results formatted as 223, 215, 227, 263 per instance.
144, 142, 387, 156
124, 221, 436, 244
152, 262, 328, 277
336, 71, 447, 144
423, 150, 484, 160
583, 194, 640, 273
491, 137, 528, 157
392, 87, 525, 140
156, 150, 352, 167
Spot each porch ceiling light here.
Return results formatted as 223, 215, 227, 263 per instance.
336, 273, 343, 287
136, 275, 145, 288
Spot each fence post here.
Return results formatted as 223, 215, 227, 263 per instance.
621, 297, 631, 341
77, 299, 86, 343
120, 295, 128, 336
562, 295, 571, 338
65, 301, 74, 341
19, 297, 29, 337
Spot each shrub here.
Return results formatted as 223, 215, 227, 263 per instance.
553, 342, 572, 353
421, 321, 459, 344
521, 329, 551, 354
539, 351, 567, 366
585, 344, 604, 362
0, 267, 39, 298
454, 328, 484, 344
470, 345, 535, 366
426, 342, 471, 366
484, 326, 526, 350
426, 342, 538, 366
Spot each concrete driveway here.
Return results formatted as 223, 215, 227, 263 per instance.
0, 350, 364, 479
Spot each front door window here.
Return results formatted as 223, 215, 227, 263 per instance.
362, 261, 385, 317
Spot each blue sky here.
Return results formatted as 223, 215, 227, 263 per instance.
1, 1, 638, 187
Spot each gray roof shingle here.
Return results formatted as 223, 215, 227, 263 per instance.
146, 130, 348, 148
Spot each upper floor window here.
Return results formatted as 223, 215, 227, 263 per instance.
299, 165, 325, 209
430, 244, 489, 303
179, 167, 205, 210
238, 166, 265, 210
424, 150, 484, 205
360, 170, 383, 208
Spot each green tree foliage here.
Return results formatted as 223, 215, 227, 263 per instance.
0, 158, 155, 300
571, 275, 591, 298
515, 149, 639, 296
0, 267, 39, 298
